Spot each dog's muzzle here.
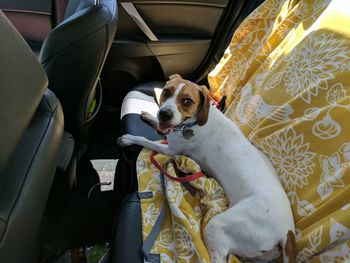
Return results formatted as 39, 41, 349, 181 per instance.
158, 108, 173, 122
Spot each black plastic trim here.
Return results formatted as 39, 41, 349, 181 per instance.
119, 0, 228, 8
111, 38, 210, 58
0, 0, 51, 14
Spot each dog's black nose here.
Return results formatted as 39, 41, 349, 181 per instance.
159, 109, 173, 122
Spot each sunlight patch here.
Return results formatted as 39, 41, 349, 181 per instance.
91, 159, 118, 191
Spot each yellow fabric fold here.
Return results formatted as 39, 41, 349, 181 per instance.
137, 149, 241, 262
208, 0, 350, 262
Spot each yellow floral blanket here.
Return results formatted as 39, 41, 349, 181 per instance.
137, 148, 242, 262
208, 0, 350, 262
137, 0, 350, 262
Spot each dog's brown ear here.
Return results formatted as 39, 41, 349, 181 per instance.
197, 86, 210, 126
168, 74, 182, 80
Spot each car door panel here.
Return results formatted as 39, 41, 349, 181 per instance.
117, 1, 227, 39
0, 0, 69, 54
101, 0, 231, 108
0, 0, 51, 13
147, 39, 211, 76
2, 9, 51, 52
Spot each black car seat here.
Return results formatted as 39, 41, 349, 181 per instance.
0, 11, 64, 263
120, 83, 165, 156
104, 83, 164, 263
40, 0, 118, 156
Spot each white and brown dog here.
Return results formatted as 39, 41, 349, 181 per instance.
118, 74, 296, 263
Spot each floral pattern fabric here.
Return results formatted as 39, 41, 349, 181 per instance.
136, 148, 241, 263
208, 0, 350, 262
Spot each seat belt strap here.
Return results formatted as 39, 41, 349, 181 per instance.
121, 2, 158, 41
139, 159, 198, 262
139, 159, 168, 263
162, 159, 198, 197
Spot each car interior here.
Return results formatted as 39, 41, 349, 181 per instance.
1, 0, 349, 262
0, 0, 265, 262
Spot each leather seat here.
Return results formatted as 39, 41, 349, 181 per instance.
0, 11, 64, 263
98, 83, 165, 263
95, 193, 143, 263
40, 0, 118, 156
109, 193, 143, 263
120, 82, 165, 159
103, 83, 165, 263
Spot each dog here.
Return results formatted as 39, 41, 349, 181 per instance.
118, 74, 296, 263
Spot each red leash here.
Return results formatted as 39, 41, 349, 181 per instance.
150, 141, 205, 182
208, 93, 219, 107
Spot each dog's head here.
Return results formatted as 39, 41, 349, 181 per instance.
157, 74, 210, 134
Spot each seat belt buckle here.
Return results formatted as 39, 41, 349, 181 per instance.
144, 253, 161, 263
138, 191, 153, 199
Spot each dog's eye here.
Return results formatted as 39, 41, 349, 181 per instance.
162, 89, 171, 97
182, 98, 193, 106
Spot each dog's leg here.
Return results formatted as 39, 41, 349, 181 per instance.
203, 218, 230, 263
141, 111, 158, 129
117, 134, 177, 155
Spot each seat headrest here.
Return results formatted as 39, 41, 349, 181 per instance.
64, 0, 117, 21
63, 0, 81, 20
40, 0, 117, 64
0, 11, 48, 173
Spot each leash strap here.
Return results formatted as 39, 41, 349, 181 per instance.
161, 159, 198, 196
217, 95, 227, 113
150, 151, 204, 183
182, 182, 197, 196
208, 92, 226, 113
140, 159, 198, 262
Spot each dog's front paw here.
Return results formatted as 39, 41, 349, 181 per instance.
141, 111, 158, 127
117, 134, 136, 147
141, 111, 153, 121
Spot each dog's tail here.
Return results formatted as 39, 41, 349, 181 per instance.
281, 230, 296, 263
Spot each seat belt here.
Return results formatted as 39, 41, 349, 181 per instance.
121, 2, 158, 41
138, 159, 197, 262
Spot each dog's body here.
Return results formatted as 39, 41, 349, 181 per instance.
118, 75, 295, 263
